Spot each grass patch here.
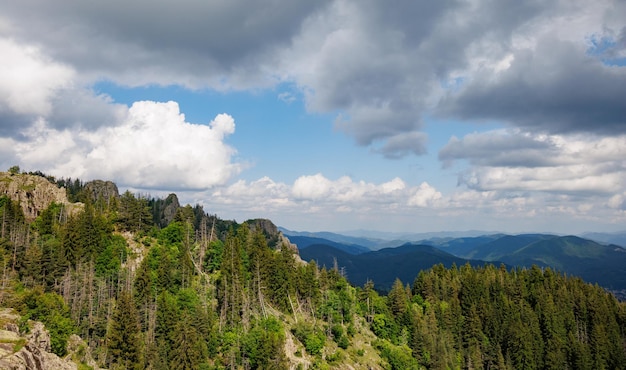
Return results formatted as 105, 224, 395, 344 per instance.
19, 184, 36, 192
0, 337, 27, 353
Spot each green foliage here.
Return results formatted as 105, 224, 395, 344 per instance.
31, 202, 63, 236
107, 291, 142, 369
158, 221, 184, 247
375, 339, 420, 370
8, 165, 20, 175
169, 310, 208, 370
117, 191, 152, 233
204, 240, 224, 272
292, 322, 326, 356
14, 287, 76, 356
337, 334, 350, 349
243, 318, 287, 369
95, 234, 127, 278
61, 201, 113, 267
326, 350, 343, 364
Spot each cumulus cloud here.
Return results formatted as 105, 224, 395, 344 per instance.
2, 0, 624, 156
291, 174, 415, 205
0, 37, 73, 131
182, 172, 622, 234
608, 193, 626, 211
198, 173, 445, 228
439, 130, 561, 168
1, 0, 331, 89
440, 37, 626, 135
408, 182, 442, 207
6, 101, 240, 190
374, 132, 428, 159
440, 130, 626, 195
210, 173, 438, 211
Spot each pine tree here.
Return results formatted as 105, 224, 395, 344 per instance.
107, 290, 143, 369
169, 310, 207, 370
388, 278, 408, 318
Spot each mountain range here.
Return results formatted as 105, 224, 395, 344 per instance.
288, 230, 626, 297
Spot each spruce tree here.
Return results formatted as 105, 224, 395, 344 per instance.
107, 290, 143, 369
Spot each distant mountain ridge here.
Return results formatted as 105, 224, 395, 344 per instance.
286, 235, 371, 255
581, 231, 626, 247
291, 229, 626, 298
299, 241, 494, 291
279, 227, 382, 249
424, 233, 626, 294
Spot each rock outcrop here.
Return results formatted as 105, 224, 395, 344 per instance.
161, 193, 180, 226
0, 172, 80, 220
0, 309, 80, 370
248, 218, 280, 237
83, 179, 119, 202
248, 218, 301, 256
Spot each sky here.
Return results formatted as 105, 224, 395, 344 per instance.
1, 0, 625, 235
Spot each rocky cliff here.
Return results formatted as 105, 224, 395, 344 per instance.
0, 172, 81, 221
0, 309, 95, 370
161, 193, 180, 227
83, 179, 119, 202
248, 218, 301, 257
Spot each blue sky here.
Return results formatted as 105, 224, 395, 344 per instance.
93, 81, 470, 188
1, 0, 625, 234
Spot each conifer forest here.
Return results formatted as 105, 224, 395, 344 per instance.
1, 172, 625, 369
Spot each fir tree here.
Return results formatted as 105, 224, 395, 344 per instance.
107, 291, 143, 369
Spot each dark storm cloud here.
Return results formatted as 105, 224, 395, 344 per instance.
287, 0, 562, 151
0, 111, 35, 140
1, 0, 624, 156
439, 131, 559, 168
439, 37, 626, 135
2, 0, 331, 86
375, 132, 428, 159
48, 88, 127, 131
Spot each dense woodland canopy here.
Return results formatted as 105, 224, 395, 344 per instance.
0, 171, 625, 369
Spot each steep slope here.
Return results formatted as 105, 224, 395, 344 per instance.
0, 172, 80, 220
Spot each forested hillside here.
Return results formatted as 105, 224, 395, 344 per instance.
1, 171, 625, 369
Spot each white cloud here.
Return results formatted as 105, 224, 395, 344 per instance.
0, 38, 73, 117
180, 172, 626, 234
292, 173, 334, 200
441, 130, 626, 195
2, 0, 624, 157
408, 182, 442, 207
8, 101, 241, 190
291, 174, 416, 205
608, 193, 626, 211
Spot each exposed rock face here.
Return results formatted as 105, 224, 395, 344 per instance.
67, 335, 99, 370
0, 309, 78, 370
0, 172, 76, 220
249, 218, 279, 236
83, 179, 119, 202
161, 193, 180, 226
248, 218, 300, 255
